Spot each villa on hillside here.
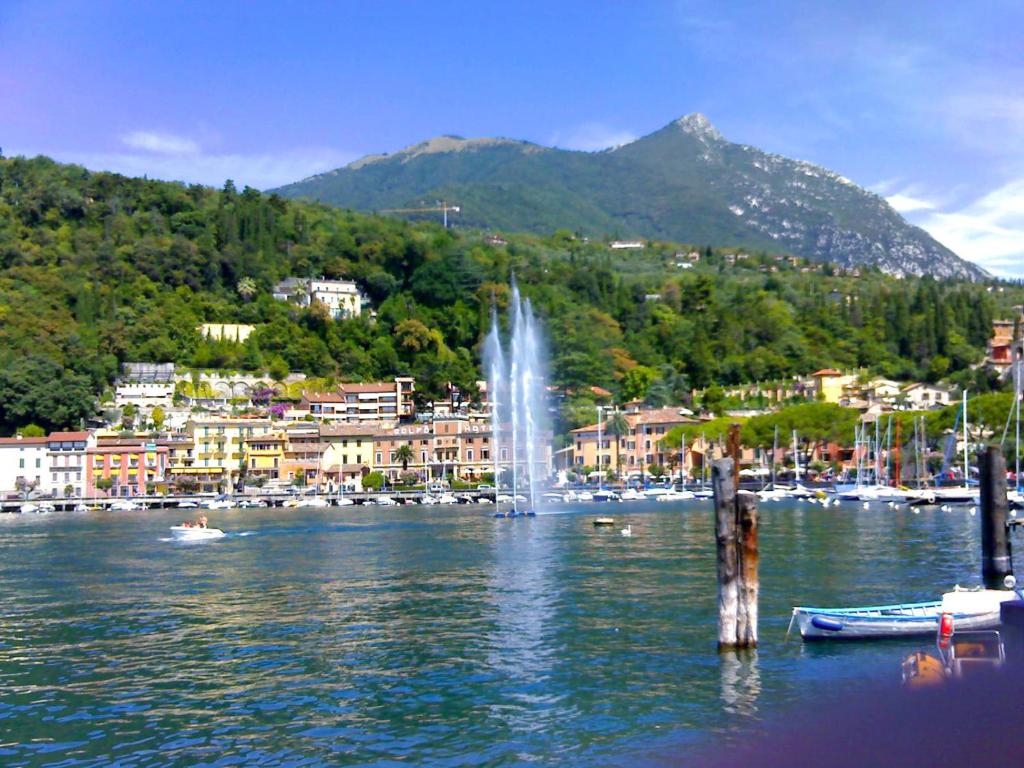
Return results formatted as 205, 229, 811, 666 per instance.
272, 277, 367, 319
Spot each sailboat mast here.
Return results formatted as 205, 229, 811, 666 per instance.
962, 390, 969, 487
792, 429, 800, 481
1016, 358, 1022, 492
771, 425, 778, 490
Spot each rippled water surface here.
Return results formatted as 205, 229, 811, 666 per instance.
0, 501, 984, 766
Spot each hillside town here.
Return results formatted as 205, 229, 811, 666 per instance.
2, 309, 1019, 504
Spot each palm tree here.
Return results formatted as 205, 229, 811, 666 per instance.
606, 410, 630, 482
396, 444, 414, 472
237, 277, 258, 301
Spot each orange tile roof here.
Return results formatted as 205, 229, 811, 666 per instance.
0, 436, 47, 445
47, 431, 90, 441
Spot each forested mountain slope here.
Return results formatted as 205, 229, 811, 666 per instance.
0, 156, 1014, 434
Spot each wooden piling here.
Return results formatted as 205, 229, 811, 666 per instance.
736, 491, 759, 648
979, 446, 1013, 590
712, 457, 759, 650
713, 458, 739, 650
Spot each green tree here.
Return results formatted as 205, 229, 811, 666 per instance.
620, 365, 658, 402
151, 406, 166, 431
363, 471, 385, 491
395, 443, 414, 472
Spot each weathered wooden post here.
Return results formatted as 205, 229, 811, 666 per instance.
712, 455, 759, 650
713, 457, 739, 650
736, 491, 759, 648
979, 446, 1013, 589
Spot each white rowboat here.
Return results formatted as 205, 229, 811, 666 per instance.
790, 587, 1020, 640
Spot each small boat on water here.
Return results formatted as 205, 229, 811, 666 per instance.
619, 488, 644, 501
593, 517, 615, 527
790, 587, 1020, 640
655, 489, 696, 502
169, 525, 226, 541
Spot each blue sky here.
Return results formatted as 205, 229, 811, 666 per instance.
3, 1, 1023, 276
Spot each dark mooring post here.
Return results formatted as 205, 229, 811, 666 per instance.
736, 491, 760, 648
712, 457, 760, 650
979, 446, 1013, 590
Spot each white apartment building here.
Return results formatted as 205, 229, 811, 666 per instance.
44, 431, 91, 497
0, 436, 48, 497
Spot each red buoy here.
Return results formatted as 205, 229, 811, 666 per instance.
938, 611, 954, 648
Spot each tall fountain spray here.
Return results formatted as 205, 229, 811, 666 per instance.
484, 281, 549, 515
483, 307, 505, 506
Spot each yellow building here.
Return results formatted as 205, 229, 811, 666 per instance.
320, 424, 376, 490
810, 369, 855, 404
187, 417, 273, 488
242, 433, 286, 484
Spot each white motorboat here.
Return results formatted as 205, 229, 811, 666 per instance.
109, 499, 143, 511
655, 489, 696, 502
437, 493, 458, 505
19, 502, 40, 514
177, 500, 199, 509
420, 494, 438, 505
376, 495, 398, 506
169, 525, 226, 541
203, 498, 235, 510
576, 491, 594, 502
592, 490, 620, 502
303, 497, 331, 508
542, 492, 564, 503
335, 497, 355, 506
790, 587, 1020, 640
619, 489, 644, 501
73, 503, 90, 513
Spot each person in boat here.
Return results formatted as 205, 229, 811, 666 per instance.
198, 515, 208, 528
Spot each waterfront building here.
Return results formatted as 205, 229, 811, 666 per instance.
161, 434, 223, 494
85, 439, 169, 497
373, 418, 505, 484
44, 431, 91, 497
279, 423, 324, 487
242, 433, 286, 486
320, 423, 376, 491
569, 407, 697, 478
185, 417, 274, 489
0, 435, 48, 498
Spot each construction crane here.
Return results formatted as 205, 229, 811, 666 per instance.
377, 201, 461, 228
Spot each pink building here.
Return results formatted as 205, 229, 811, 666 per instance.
85, 440, 169, 497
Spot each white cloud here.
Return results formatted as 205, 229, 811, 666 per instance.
892, 179, 1024, 278
886, 193, 935, 213
121, 130, 200, 155
551, 122, 637, 152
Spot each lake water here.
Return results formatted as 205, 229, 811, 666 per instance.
0, 500, 986, 766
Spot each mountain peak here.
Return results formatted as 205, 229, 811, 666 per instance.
673, 113, 724, 142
